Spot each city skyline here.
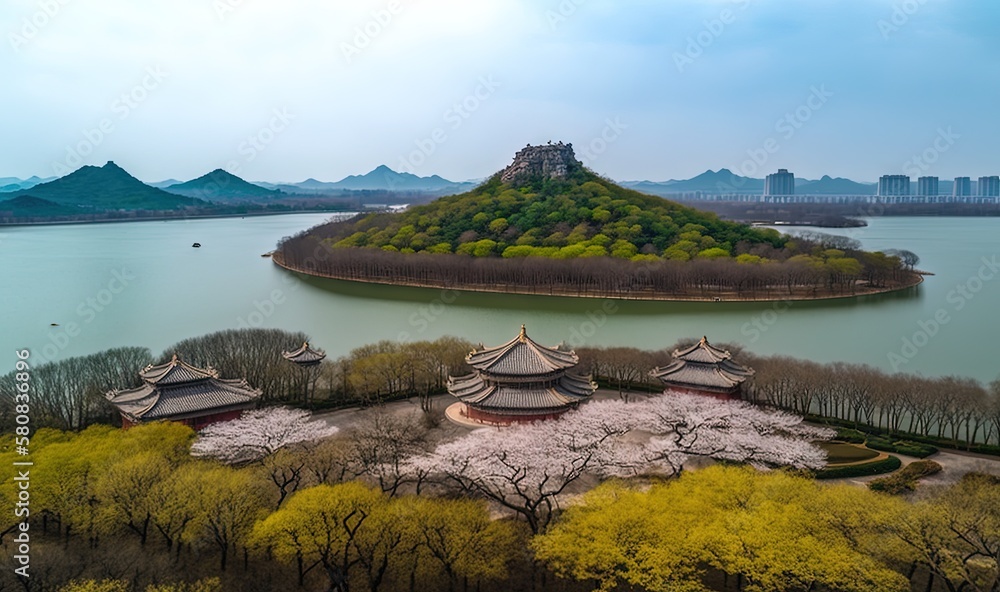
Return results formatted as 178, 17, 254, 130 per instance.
2, 0, 999, 183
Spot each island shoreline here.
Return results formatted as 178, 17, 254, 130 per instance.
272, 252, 925, 303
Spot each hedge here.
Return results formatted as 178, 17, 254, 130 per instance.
814, 455, 902, 480
864, 436, 937, 459
834, 428, 867, 444
868, 460, 943, 494
808, 415, 1000, 457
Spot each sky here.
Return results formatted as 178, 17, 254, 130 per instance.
2, 0, 999, 184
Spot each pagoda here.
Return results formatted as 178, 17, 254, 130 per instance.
282, 341, 326, 405
650, 336, 754, 400
447, 325, 596, 425
106, 355, 262, 429
282, 341, 327, 367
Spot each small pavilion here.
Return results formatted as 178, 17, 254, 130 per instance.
282, 341, 327, 367
447, 325, 596, 425
282, 341, 327, 405
650, 336, 754, 400
106, 355, 261, 429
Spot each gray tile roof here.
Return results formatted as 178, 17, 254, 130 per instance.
466, 325, 579, 376
673, 336, 733, 364
448, 373, 595, 413
652, 337, 754, 391
140, 355, 218, 385
282, 341, 327, 365
107, 356, 261, 421
107, 378, 261, 420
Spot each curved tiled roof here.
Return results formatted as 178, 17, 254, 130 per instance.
651, 360, 753, 389
673, 336, 733, 364
107, 378, 261, 421
466, 325, 579, 376
449, 325, 596, 414
652, 337, 754, 391
282, 341, 327, 365
108, 355, 261, 422
449, 373, 595, 413
140, 355, 218, 385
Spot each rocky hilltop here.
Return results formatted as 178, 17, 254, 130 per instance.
500, 142, 579, 186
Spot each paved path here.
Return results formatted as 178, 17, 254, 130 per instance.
313, 394, 447, 431
312, 392, 1000, 490
314, 389, 633, 431
829, 448, 1000, 488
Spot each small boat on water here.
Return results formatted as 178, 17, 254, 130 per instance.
261, 252, 272, 258
192, 242, 201, 248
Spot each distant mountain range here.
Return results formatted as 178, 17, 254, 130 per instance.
4, 159, 956, 222
163, 169, 283, 201
257, 165, 476, 194
796, 175, 877, 195
0, 162, 463, 219
1, 162, 205, 212
0, 176, 56, 193
147, 179, 182, 189
622, 169, 878, 196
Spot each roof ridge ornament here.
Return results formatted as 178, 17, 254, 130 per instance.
518, 324, 527, 343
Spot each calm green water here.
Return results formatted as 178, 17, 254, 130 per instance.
1, 215, 998, 382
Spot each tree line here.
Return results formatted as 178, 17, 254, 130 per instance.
0, 331, 472, 431
276, 231, 918, 301
4, 331, 998, 451
577, 343, 1000, 450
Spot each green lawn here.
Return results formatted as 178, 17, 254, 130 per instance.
818, 441, 880, 464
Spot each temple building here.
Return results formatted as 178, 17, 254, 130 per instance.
106, 355, 262, 429
650, 337, 754, 399
448, 325, 596, 425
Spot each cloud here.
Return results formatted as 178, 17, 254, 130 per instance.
1, 0, 998, 182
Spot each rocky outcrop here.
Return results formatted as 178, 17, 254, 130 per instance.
500, 142, 579, 186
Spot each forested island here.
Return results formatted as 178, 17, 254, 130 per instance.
276, 144, 922, 301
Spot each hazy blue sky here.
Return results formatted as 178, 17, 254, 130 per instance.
2, 0, 998, 183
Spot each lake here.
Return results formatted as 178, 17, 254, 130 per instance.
1, 214, 998, 383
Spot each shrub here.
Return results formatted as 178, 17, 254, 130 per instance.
868, 460, 943, 494
814, 455, 902, 480
835, 428, 866, 444
864, 436, 937, 458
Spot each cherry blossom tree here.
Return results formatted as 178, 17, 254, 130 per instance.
632, 392, 834, 475
413, 394, 833, 533
191, 407, 339, 464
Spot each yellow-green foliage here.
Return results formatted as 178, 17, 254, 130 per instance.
12, 423, 999, 592
251, 482, 521, 590
534, 465, 910, 592
328, 169, 786, 260
58, 579, 221, 592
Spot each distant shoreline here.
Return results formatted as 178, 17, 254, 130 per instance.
0, 208, 354, 228
272, 252, 925, 303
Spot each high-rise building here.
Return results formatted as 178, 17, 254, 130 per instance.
953, 177, 972, 197
977, 176, 1000, 198
877, 175, 910, 197
764, 169, 795, 197
917, 176, 938, 196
